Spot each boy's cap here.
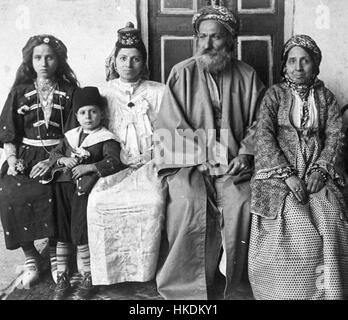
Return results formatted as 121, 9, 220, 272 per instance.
73, 87, 103, 112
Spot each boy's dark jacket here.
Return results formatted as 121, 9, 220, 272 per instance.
44, 126, 125, 195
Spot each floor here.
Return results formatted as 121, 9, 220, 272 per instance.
6, 268, 254, 300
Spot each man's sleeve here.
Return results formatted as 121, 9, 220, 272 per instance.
238, 71, 266, 156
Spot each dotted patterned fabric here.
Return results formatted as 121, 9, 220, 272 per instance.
249, 134, 348, 300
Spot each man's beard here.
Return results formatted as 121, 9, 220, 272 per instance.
196, 48, 232, 74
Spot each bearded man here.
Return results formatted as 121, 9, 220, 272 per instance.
154, 5, 265, 300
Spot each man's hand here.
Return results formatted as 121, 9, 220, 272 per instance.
285, 175, 308, 204
29, 159, 51, 179
71, 164, 96, 180
59, 157, 79, 170
307, 171, 325, 194
227, 155, 252, 175
197, 162, 216, 175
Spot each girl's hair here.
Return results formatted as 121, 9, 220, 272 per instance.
12, 34, 79, 89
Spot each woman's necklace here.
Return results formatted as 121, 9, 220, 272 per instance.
119, 78, 142, 109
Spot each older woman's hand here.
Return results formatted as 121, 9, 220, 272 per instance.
307, 171, 325, 194
285, 175, 309, 204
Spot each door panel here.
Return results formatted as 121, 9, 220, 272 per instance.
238, 0, 275, 12
161, 0, 198, 12
148, 0, 284, 87
162, 36, 195, 82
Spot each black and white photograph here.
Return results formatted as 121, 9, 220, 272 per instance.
0, 0, 347, 308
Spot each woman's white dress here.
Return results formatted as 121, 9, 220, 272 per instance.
87, 78, 166, 285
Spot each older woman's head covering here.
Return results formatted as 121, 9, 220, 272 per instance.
281, 34, 322, 77
105, 22, 148, 81
192, 5, 239, 38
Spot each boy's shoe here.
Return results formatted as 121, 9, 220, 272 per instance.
53, 272, 72, 300
72, 272, 96, 300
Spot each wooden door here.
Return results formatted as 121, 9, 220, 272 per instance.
147, 0, 284, 87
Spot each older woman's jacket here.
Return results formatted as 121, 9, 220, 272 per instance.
251, 80, 348, 220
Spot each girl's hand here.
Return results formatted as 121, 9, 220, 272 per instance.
29, 159, 51, 179
307, 171, 325, 194
7, 156, 18, 176
71, 164, 96, 180
285, 175, 309, 204
59, 157, 79, 169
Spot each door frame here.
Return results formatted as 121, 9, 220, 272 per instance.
137, 0, 295, 82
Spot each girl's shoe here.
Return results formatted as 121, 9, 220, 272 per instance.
21, 264, 40, 289
51, 261, 58, 284
21, 257, 49, 289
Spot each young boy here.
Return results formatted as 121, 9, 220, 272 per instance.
47, 86, 124, 300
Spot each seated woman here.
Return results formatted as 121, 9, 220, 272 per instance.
249, 35, 348, 300
87, 23, 166, 285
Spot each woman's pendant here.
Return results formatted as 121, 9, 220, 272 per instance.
42, 100, 48, 107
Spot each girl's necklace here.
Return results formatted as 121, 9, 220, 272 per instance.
35, 78, 57, 128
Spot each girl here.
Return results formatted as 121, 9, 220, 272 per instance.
0, 34, 79, 288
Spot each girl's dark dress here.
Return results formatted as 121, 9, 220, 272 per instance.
0, 81, 76, 250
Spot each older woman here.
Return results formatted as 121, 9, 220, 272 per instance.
249, 35, 348, 300
86, 23, 166, 286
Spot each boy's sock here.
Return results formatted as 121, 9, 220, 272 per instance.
56, 242, 71, 276
77, 244, 91, 275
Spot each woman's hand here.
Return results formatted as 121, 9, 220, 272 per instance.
285, 175, 309, 204
71, 164, 96, 180
59, 157, 79, 170
7, 156, 18, 176
307, 171, 325, 194
29, 159, 51, 179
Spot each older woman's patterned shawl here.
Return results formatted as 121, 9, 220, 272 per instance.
251, 80, 348, 219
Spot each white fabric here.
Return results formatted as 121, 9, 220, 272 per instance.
87, 79, 166, 285
64, 126, 117, 149
291, 89, 318, 129
22, 137, 61, 147
3, 143, 17, 159
88, 162, 165, 285
99, 78, 165, 166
